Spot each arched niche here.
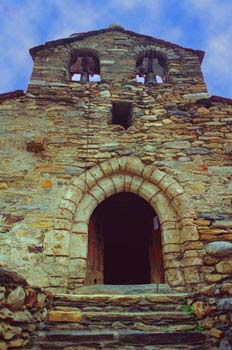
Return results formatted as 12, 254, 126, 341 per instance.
136, 49, 168, 85
69, 48, 100, 82
87, 192, 164, 286
52, 157, 202, 291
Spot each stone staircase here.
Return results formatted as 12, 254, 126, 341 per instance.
34, 291, 208, 350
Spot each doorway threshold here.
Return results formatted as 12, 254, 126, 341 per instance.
74, 284, 171, 295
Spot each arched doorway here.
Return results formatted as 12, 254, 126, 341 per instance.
87, 192, 164, 285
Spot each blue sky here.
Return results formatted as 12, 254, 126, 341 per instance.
0, 0, 232, 97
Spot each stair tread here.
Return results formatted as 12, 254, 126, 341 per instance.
39, 329, 203, 336
54, 292, 190, 300
37, 329, 206, 345
38, 292, 207, 349
47, 309, 195, 325
49, 310, 192, 315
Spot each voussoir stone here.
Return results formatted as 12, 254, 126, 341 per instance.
6, 286, 25, 311
206, 241, 232, 257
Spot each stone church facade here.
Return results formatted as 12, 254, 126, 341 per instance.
0, 25, 232, 349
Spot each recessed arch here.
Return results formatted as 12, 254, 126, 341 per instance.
136, 49, 168, 84
52, 156, 202, 292
87, 192, 164, 285
69, 48, 100, 82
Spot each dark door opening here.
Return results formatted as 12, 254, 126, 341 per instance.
87, 192, 164, 285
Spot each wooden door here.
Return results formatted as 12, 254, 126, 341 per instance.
86, 216, 104, 285
150, 218, 165, 283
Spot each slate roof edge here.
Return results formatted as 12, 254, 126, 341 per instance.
210, 95, 232, 105
0, 90, 25, 101
196, 95, 232, 107
29, 27, 205, 64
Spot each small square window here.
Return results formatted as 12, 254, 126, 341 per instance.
112, 102, 132, 130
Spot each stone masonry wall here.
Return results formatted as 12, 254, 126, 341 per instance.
0, 28, 231, 295
29, 28, 206, 90
0, 82, 231, 292
189, 273, 232, 350
0, 268, 51, 350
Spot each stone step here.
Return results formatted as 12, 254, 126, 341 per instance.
34, 292, 208, 350
53, 293, 189, 312
43, 321, 196, 333
69, 283, 172, 295
46, 310, 196, 332
35, 330, 207, 350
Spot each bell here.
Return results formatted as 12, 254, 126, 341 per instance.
80, 55, 90, 82
145, 72, 157, 86
80, 71, 89, 82
145, 49, 157, 86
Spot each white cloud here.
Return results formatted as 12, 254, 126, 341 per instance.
111, 0, 161, 11
0, 1, 46, 92
202, 26, 232, 96
48, 0, 107, 39
0, 0, 105, 92
184, 0, 232, 96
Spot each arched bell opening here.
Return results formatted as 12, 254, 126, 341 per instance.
69, 48, 100, 82
87, 192, 164, 285
136, 49, 168, 85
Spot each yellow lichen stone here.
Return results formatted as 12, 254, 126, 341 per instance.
216, 261, 232, 274
0, 183, 8, 190
206, 274, 228, 283
48, 310, 82, 323
210, 328, 224, 339
41, 179, 53, 189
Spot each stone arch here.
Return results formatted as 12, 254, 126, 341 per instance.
69, 48, 100, 82
134, 45, 181, 83
52, 157, 202, 291
136, 48, 168, 84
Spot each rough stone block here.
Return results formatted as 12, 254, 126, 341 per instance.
6, 287, 25, 311
206, 241, 232, 257
48, 310, 82, 323
69, 258, 86, 279
138, 181, 159, 202
111, 174, 125, 193
72, 222, 88, 234
149, 169, 166, 184
99, 160, 113, 175
162, 229, 181, 245
59, 199, 76, 214
44, 230, 70, 256
150, 192, 177, 224
110, 158, 121, 173
181, 226, 199, 242
89, 166, 104, 181
74, 194, 98, 222
125, 157, 143, 175
70, 234, 87, 259
64, 186, 83, 203
216, 261, 232, 274
167, 182, 184, 198
124, 174, 133, 192
89, 184, 106, 202
166, 268, 184, 286
97, 177, 115, 198
184, 266, 200, 283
